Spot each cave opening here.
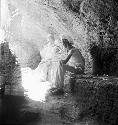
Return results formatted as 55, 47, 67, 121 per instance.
90, 43, 118, 76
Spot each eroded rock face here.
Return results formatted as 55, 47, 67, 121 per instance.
3, 0, 118, 74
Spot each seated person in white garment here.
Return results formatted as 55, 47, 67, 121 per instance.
39, 34, 61, 81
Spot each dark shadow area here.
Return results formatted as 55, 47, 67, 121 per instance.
95, 84, 118, 125
0, 95, 41, 125
67, 76, 118, 125
62, 0, 82, 14
90, 43, 118, 76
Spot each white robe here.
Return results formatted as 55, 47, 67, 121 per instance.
37, 43, 65, 88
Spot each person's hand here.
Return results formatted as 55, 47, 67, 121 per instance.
61, 60, 65, 64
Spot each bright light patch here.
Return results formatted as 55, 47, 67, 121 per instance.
21, 67, 52, 102
0, 29, 5, 42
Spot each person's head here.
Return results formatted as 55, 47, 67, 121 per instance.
62, 38, 73, 50
47, 34, 55, 44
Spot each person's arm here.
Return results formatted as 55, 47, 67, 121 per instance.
62, 53, 72, 64
62, 49, 75, 64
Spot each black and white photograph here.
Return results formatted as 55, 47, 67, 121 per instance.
0, 0, 118, 125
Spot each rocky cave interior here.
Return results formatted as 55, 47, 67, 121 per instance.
1, 0, 118, 76
1, 0, 118, 125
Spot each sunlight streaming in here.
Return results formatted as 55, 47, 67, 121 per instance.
21, 67, 52, 102
0, 29, 5, 42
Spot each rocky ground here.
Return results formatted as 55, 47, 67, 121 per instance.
1, 75, 118, 125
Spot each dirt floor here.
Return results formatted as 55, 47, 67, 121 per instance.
0, 94, 100, 125
1, 76, 118, 125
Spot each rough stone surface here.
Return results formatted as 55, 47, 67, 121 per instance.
1, 76, 118, 124
3, 0, 117, 74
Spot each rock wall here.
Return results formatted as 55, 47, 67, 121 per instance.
3, 0, 118, 75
